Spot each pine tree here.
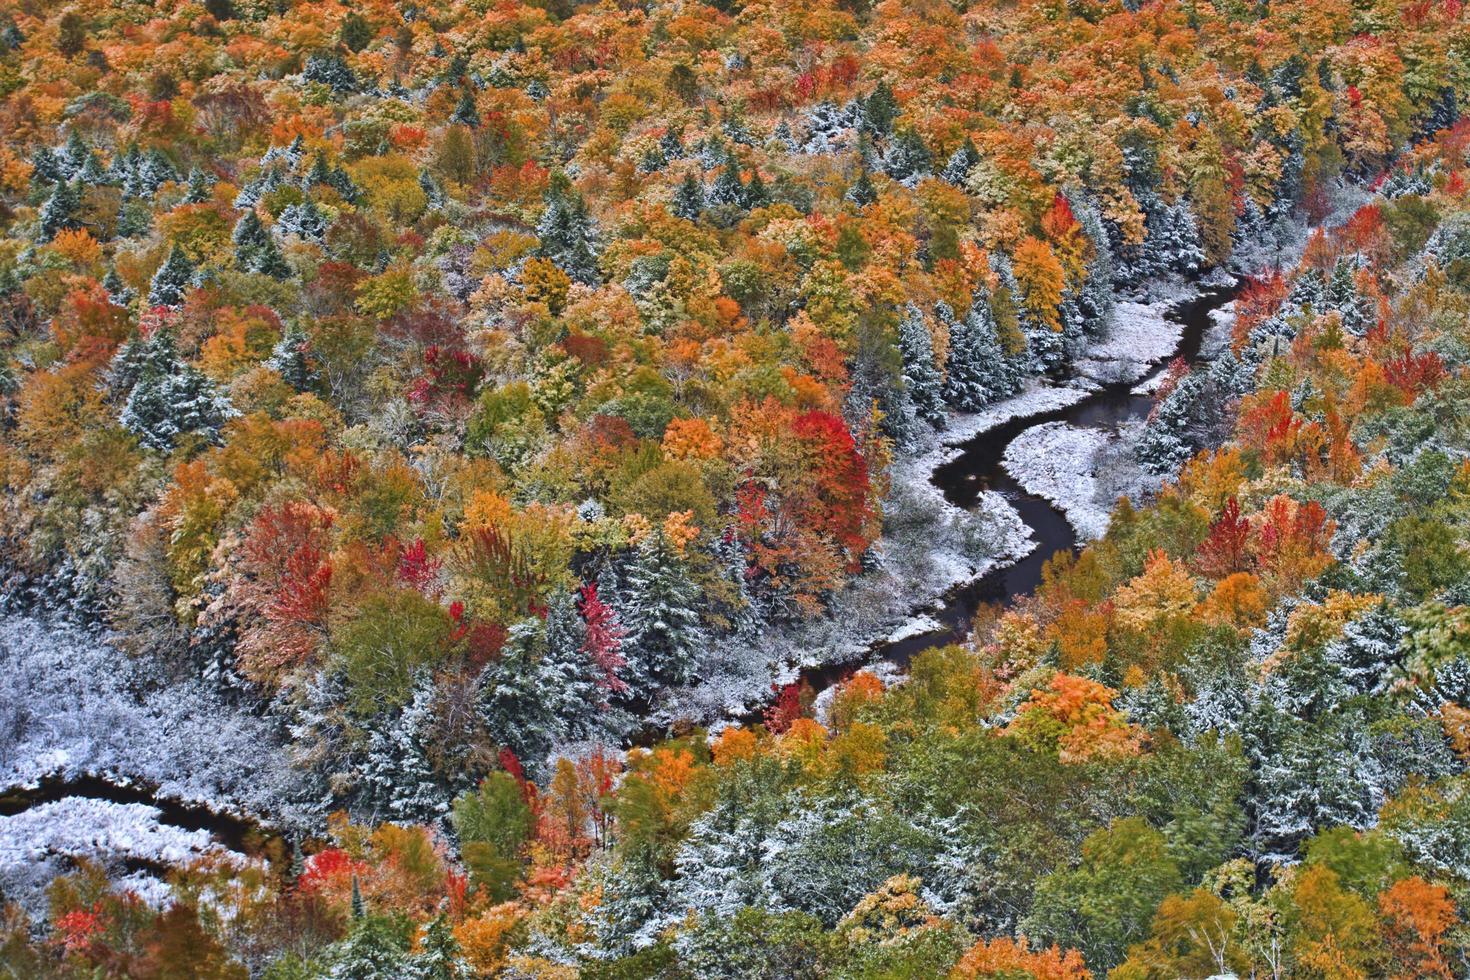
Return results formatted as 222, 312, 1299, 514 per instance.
29, 145, 62, 187
708, 153, 745, 208
37, 180, 81, 241
359, 679, 452, 825
536, 172, 600, 285
451, 88, 480, 128
861, 81, 898, 137
277, 198, 328, 242
897, 302, 945, 427
672, 174, 705, 221
303, 52, 360, 94
542, 588, 606, 737
183, 166, 214, 204
743, 169, 769, 210
622, 532, 706, 697
138, 148, 177, 196
479, 619, 565, 761
120, 360, 235, 450
941, 137, 980, 186
846, 169, 877, 208
148, 244, 195, 307
116, 197, 152, 239
943, 296, 1017, 411
268, 323, 318, 390
62, 130, 89, 177
1070, 192, 1117, 333
406, 914, 464, 980
884, 127, 932, 183
233, 211, 290, 278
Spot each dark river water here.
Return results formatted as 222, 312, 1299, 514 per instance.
796, 283, 1240, 695
2, 286, 1238, 846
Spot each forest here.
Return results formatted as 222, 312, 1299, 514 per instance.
1, 0, 1470, 975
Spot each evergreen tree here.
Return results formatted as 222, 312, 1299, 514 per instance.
406, 914, 465, 980
883, 127, 932, 183
37, 180, 81, 241
479, 619, 565, 761
943, 296, 1017, 411
29, 145, 62, 187
359, 679, 451, 825
1069, 192, 1117, 333
184, 166, 214, 203
451, 88, 480, 128
941, 137, 980, 186
621, 532, 706, 696
138, 148, 177, 196
708, 153, 745, 207
304, 52, 360, 94
536, 173, 601, 285
861, 81, 898, 137
116, 197, 153, 239
897, 302, 945, 427
148, 244, 195, 307
327, 914, 412, 980
62, 129, 89, 177
743, 169, 769, 209
340, 12, 373, 53
120, 358, 235, 451
846, 169, 877, 208
233, 211, 290, 277
671, 174, 705, 221
277, 198, 328, 242
542, 588, 606, 738
268, 323, 318, 390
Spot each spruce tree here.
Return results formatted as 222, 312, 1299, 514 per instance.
861, 81, 898, 137
359, 680, 451, 825
120, 359, 234, 451
277, 198, 328, 242
897, 302, 945, 427
536, 173, 601, 285
943, 296, 1016, 411
233, 211, 289, 277
37, 180, 81, 241
184, 166, 214, 204
479, 619, 564, 761
621, 532, 706, 696
451, 88, 480, 128
883, 127, 932, 183
147, 244, 195, 307
941, 137, 980, 186
541, 589, 605, 738
672, 174, 705, 221
268, 323, 318, 390
708, 153, 745, 207
846, 169, 877, 208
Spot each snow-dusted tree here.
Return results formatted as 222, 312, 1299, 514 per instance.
359, 678, 453, 825
1142, 198, 1206, 276
479, 618, 565, 762
672, 174, 704, 221
277, 198, 328, 242
183, 167, 214, 204
233, 211, 290, 278
137, 149, 178, 196
303, 52, 360, 94
148, 244, 195, 307
30, 145, 62, 187
451, 88, 480, 128
1247, 706, 1386, 861
1069, 192, 1116, 333
1327, 256, 1373, 335
883, 127, 931, 184
541, 588, 606, 736
941, 137, 980, 186
897, 302, 945, 427
621, 532, 706, 696
267, 323, 318, 390
536, 172, 600, 285
116, 329, 235, 450
846, 168, 877, 208
707, 153, 745, 208
37, 180, 81, 241
944, 296, 1018, 411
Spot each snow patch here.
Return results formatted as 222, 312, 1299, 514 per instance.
1003, 423, 1113, 541
1074, 301, 1183, 386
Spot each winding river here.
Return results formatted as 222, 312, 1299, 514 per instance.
796, 282, 1241, 696
2, 284, 1239, 858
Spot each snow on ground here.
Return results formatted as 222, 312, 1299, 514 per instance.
1073, 301, 1185, 387
0, 616, 312, 828
0, 798, 245, 914
1003, 422, 1113, 541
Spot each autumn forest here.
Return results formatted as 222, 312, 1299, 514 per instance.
2, 0, 1470, 975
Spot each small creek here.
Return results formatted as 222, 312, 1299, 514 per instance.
794, 283, 1241, 698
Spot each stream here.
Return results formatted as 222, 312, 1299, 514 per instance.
1, 284, 1239, 861
795, 282, 1241, 697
